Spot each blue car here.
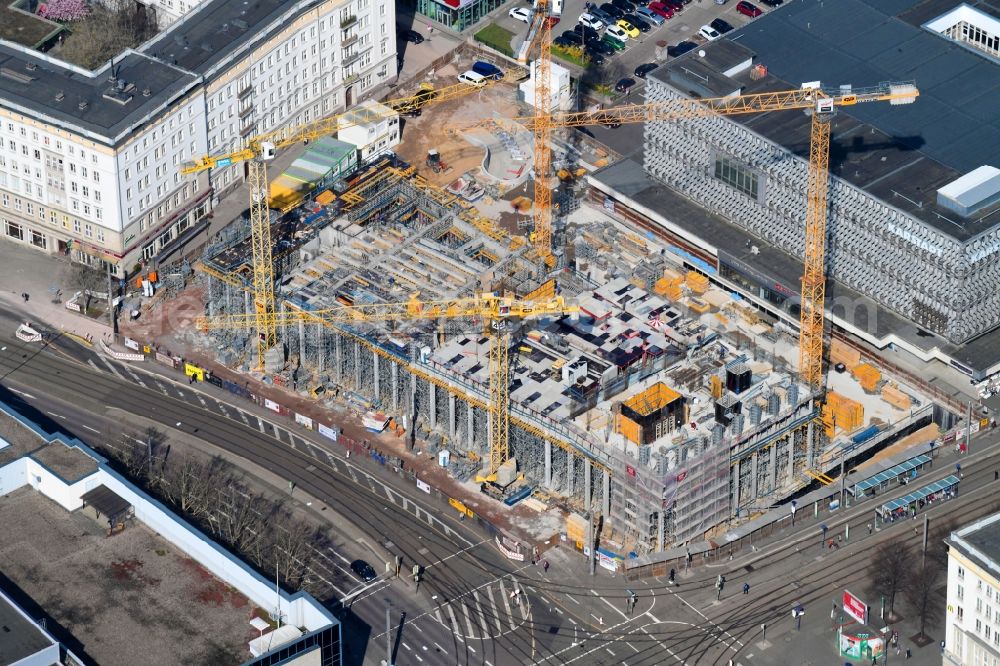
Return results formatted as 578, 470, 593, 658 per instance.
471, 61, 504, 80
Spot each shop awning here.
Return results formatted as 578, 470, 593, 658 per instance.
878, 475, 959, 513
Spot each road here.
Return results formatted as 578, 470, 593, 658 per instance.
3, 302, 998, 664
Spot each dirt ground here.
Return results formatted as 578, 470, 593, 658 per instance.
394, 81, 523, 189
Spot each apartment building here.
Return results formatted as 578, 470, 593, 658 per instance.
0, 0, 396, 276
945, 513, 1000, 665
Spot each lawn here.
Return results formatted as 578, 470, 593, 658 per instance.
474, 23, 515, 57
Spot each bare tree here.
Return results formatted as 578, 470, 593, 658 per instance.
868, 540, 913, 618
58, 0, 156, 69
68, 265, 106, 314
270, 512, 328, 594
927, 516, 960, 569
905, 563, 944, 639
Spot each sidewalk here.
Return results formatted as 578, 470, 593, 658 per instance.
0, 240, 111, 343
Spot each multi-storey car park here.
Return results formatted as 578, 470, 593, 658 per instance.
588, 0, 1000, 393
0, 0, 396, 275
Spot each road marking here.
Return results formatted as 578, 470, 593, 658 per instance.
45, 411, 66, 420
82, 424, 99, 433
566, 594, 581, 605
9, 388, 37, 399
99, 356, 125, 380
594, 589, 628, 619
606, 648, 616, 656
124, 366, 147, 387
434, 642, 447, 655
473, 591, 490, 637
216, 401, 229, 416
447, 604, 459, 636
629, 642, 640, 653
402, 642, 412, 651
238, 410, 251, 425
257, 417, 265, 432
425, 538, 489, 570
154, 379, 170, 394
499, 580, 516, 630
666, 587, 744, 651
645, 611, 660, 623
434, 608, 443, 624
327, 547, 352, 566
487, 585, 503, 634
195, 393, 208, 407
462, 600, 475, 637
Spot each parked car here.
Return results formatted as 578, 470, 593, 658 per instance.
471, 61, 504, 80
736, 1, 762, 16
605, 24, 630, 42
350, 559, 377, 582
588, 7, 615, 24
586, 50, 606, 66
578, 12, 605, 30
553, 35, 574, 47
634, 62, 658, 78
667, 40, 697, 56
710, 17, 734, 33
622, 13, 651, 32
616, 19, 640, 38
601, 33, 627, 51
600, 3, 625, 19
458, 70, 488, 86
698, 24, 721, 40
635, 7, 665, 24
397, 28, 424, 44
574, 24, 601, 42
664, 0, 684, 12
615, 77, 636, 93
646, 1, 674, 18
560, 30, 584, 45
612, 0, 636, 12
760, 0, 783, 6
509, 6, 532, 22
588, 39, 616, 56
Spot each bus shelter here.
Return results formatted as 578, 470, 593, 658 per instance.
851, 454, 932, 499
875, 475, 959, 526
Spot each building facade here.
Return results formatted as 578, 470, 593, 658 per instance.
945, 513, 1000, 665
0, 0, 397, 276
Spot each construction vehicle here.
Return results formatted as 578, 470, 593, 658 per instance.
197, 292, 579, 476
180, 77, 505, 367
470, 81, 918, 391
425, 149, 448, 174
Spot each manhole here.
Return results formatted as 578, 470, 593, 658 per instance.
384, 541, 396, 549
306, 464, 316, 472
549, 626, 560, 635
418, 547, 430, 555
744, 564, 754, 573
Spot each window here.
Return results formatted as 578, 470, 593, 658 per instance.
97, 228, 104, 243
30, 229, 45, 249
959, 567, 966, 580
959, 584, 965, 601
5, 220, 22, 240
715, 156, 760, 199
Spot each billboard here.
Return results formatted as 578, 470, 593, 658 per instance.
843, 589, 868, 624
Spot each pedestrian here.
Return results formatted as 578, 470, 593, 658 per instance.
994, 470, 998, 481
24, 293, 28, 302
543, 559, 549, 572
895, 645, 900, 656
871, 654, 877, 666
940, 640, 946, 653
743, 582, 750, 595
867, 523, 872, 535
905, 648, 911, 659
831, 603, 838, 621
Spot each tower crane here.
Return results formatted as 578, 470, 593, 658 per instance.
180, 79, 504, 367
473, 81, 918, 390
197, 292, 579, 475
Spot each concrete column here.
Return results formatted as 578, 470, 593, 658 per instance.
297, 318, 305, 366
584, 461, 592, 512
410, 372, 418, 429
787, 437, 795, 484
601, 470, 611, 518
750, 450, 758, 501
467, 402, 475, 450
391, 361, 399, 413
334, 335, 343, 383
316, 324, 325, 372
429, 383, 438, 429
657, 508, 665, 552
732, 459, 741, 514
544, 441, 552, 488
373, 353, 381, 403
806, 422, 815, 470
207, 279, 216, 317
566, 451, 575, 497
353, 341, 361, 388
448, 394, 457, 441
224, 283, 232, 314
768, 443, 777, 493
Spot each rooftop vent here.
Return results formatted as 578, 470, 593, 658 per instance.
55, 91, 64, 102
0, 67, 35, 84
233, 18, 248, 30
78, 100, 89, 111
25, 62, 36, 71
103, 82, 135, 105
938, 166, 1000, 217
142, 87, 151, 97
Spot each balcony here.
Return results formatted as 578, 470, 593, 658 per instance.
340, 14, 357, 28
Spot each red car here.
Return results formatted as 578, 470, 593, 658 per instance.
665, 0, 685, 10
736, 1, 762, 16
647, 1, 674, 18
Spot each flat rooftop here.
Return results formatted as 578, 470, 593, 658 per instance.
590, 158, 1000, 374
0, 590, 55, 666
656, 0, 1000, 242
0, 0, 324, 145
0, 401, 98, 479
0, 486, 265, 666
951, 511, 1000, 577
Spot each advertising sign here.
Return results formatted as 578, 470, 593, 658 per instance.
264, 398, 281, 412
416, 479, 431, 494
124, 337, 140, 351
843, 589, 868, 624
496, 535, 525, 561
294, 413, 314, 430
318, 423, 338, 441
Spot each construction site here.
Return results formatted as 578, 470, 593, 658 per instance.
138, 7, 940, 558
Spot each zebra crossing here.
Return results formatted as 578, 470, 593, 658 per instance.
433, 577, 531, 641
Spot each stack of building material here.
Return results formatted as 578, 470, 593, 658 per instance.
686, 271, 709, 295
654, 268, 684, 300
566, 513, 588, 546
830, 339, 862, 367
269, 137, 358, 211
881, 383, 912, 410
822, 391, 864, 437
851, 363, 882, 393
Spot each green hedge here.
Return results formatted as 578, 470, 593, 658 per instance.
551, 44, 591, 67
474, 23, 515, 57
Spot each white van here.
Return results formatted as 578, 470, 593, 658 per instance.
458, 71, 487, 87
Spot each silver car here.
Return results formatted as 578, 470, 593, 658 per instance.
636, 6, 664, 25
